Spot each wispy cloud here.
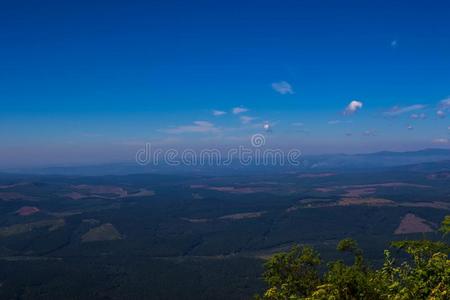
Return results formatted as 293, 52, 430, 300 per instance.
440, 97, 450, 109
383, 104, 426, 117
328, 120, 352, 125
344, 100, 363, 115
363, 130, 376, 136
232, 106, 248, 114
271, 81, 294, 95
410, 113, 426, 120
436, 97, 450, 118
164, 121, 219, 134
212, 110, 226, 116
240, 115, 256, 124
436, 110, 446, 118
291, 122, 304, 127
432, 138, 449, 144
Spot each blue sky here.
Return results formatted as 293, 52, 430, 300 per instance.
1, 0, 450, 167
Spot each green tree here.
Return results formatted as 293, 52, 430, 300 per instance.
260, 245, 321, 299
258, 216, 450, 300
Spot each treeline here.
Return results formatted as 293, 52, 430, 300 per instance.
257, 216, 450, 299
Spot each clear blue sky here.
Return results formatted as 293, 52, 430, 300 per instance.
1, 0, 450, 167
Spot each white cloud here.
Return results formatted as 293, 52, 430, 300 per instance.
410, 113, 426, 120
328, 120, 352, 125
212, 110, 226, 116
263, 122, 272, 132
271, 81, 294, 95
232, 107, 248, 114
432, 138, 449, 144
440, 97, 450, 109
363, 130, 376, 136
240, 115, 256, 124
407, 124, 414, 130
436, 110, 446, 118
164, 121, 219, 134
344, 100, 363, 115
383, 104, 426, 117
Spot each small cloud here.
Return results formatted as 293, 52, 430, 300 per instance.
164, 121, 219, 134
263, 122, 272, 132
410, 113, 426, 120
212, 110, 226, 116
432, 138, 449, 144
407, 124, 414, 130
344, 100, 363, 115
232, 106, 248, 114
292, 122, 304, 127
240, 115, 256, 124
363, 130, 376, 136
328, 120, 352, 125
436, 110, 446, 118
271, 81, 294, 95
391, 40, 398, 48
440, 97, 450, 109
383, 104, 426, 117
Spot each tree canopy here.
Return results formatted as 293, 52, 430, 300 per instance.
258, 216, 450, 300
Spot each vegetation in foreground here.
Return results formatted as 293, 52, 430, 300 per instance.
258, 216, 450, 300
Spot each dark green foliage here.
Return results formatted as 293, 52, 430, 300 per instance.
259, 217, 450, 300
261, 246, 321, 299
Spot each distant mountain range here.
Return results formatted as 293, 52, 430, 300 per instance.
3, 148, 450, 176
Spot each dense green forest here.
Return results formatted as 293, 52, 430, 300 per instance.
258, 216, 450, 299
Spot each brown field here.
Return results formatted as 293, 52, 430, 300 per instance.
0, 219, 65, 238
219, 211, 266, 220
394, 213, 434, 235
81, 223, 123, 242
314, 188, 335, 193
191, 185, 274, 194
16, 206, 40, 216
64, 186, 154, 200
126, 189, 155, 198
73, 185, 128, 197
339, 198, 395, 206
0, 182, 29, 189
181, 217, 210, 223
0, 192, 32, 201
427, 172, 450, 180
316, 182, 431, 196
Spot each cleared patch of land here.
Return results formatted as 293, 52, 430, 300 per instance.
181, 218, 210, 223
64, 185, 154, 200
191, 185, 274, 194
0, 219, 65, 238
16, 206, 40, 216
427, 172, 450, 180
73, 185, 128, 197
0, 182, 29, 189
81, 223, 123, 242
0, 192, 32, 201
394, 213, 434, 235
339, 198, 395, 206
219, 211, 266, 220
315, 182, 431, 197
